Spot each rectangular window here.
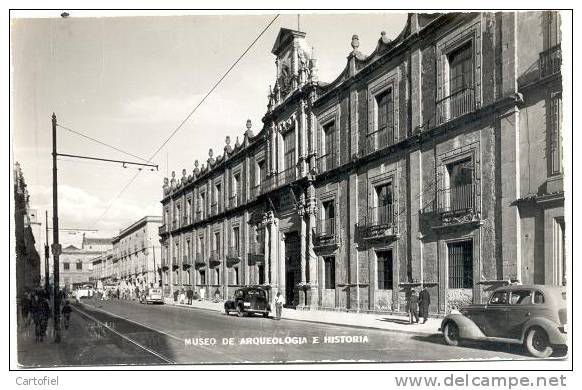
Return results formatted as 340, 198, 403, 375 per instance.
215, 183, 222, 212
186, 198, 192, 224
448, 240, 473, 289
199, 192, 206, 220
258, 264, 265, 285
283, 129, 296, 182
233, 267, 239, 285
319, 121, 336, 171
63, 262, 70, 271
318, 200, 335, 236
374, 183, 393, 225
215, 268, 220, 285
375, 89, 394, 149
377, 250, 393, 290
437, 42, 475, 124
198, 237, 204, 258
448, 42, 473, 94
232, 227, 240, 253
199, 269, 206, 285
257, 160, 266, 186
76, 262, 82, 270
445, 158, 474, 212
214, 232, 221, 257
324, 257, 336, 289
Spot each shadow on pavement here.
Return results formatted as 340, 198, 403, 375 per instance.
376, 317, 415, 325
410, 333, 530, 357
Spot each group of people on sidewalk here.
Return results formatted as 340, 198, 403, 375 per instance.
407, 286, 431, 324
19, 288, 73, 342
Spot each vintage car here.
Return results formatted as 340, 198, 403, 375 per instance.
140, 288, 164, 304
224, 287, 271, 317
440, 285, 567, 358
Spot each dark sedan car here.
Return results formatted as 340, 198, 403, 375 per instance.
225, 287, 271, 317
440, 285, 567, 358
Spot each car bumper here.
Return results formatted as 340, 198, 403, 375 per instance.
244, 308, 269, 314
146, 298, 164, 303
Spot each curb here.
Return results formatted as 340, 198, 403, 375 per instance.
165, 301, 440, 337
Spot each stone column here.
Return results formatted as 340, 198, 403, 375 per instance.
499, 13, 521, 284
306, 185, 318, 308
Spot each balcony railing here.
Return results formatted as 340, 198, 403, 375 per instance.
361, 204, 395, 228
230, 193, 242, 208
436, 87, 475, 125
540, 44, 561, 78
261, 174, 278, 194
316, 153, 336, 173
209, 250, 221, 266
194, 253, 206, 267
281, 166, 297, 184
211, 203, 218, 216
315, 217, 335, 238
364, 126, 394, 155
228, 246, 241, 258
436, 184, 475, 214
251, 184, 261, 199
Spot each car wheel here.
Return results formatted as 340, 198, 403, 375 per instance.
525, 327, 553, 358
237, 306, 244, 317
225, 308, 229, 315
443, 322, 461, 346
262, 313, 269, 318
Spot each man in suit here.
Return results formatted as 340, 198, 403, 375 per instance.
408, 289, 419, 324
419, 286, 431, 324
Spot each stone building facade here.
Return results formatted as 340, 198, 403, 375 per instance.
14, 162, 41, 296
59, 235, 112, 289
110, 216, 163, 289
159, 12, 564, 314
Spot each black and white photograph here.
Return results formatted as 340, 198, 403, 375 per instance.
8, 8, 573, 376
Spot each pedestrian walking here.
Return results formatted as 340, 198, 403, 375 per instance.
419, 285, 431, 324
20, 289, 31, 328
408, 289, 419, 324
62, 300, 72, 330
274, 291, 284, 320
36, 295, 50, 342
180, 288, 186, 304
187, 288, 193, 305
116, 287, 120, 300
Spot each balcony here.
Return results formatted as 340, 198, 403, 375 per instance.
431, 183, 482, 227
314, 217, 337, 247
357, 204, 397, 240
281, 166, 297, 185
229, 193, 242, 208
540, 44, 561, 78
227, 246, 242, 266
316, 153, 336, 173
171, 257, 179, 271
210, 202, 217, 216
194, 252, 206, 268
158, 224, 167, 235
247, 242, 265, 265
436, 87, 475, 125
251, 184, 261, 199
363, 126, 394, 155
261, 174, 278, 194
209, 250, 221, 267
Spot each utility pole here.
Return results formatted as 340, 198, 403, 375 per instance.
52, 113, 62, 343
44, 210, 50, 293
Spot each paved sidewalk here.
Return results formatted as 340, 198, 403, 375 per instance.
164, 298, 442, 335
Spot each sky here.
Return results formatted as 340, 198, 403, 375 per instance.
11, 11, 408, 243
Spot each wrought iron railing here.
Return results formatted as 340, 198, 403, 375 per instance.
364, 126, 394, 155
281, 166, 297, 184
437, 183, 475, 213
194, 253, 205, 266
361, 204, 394, 228
261, 174, 278, 194
228, 246, 241, 258
436, 87, 475, 124
211, 203, 217, 216
316, 152, 336, 173
315, 217, 335, 238
540, 44, 561, 78
230, 193, 242, 208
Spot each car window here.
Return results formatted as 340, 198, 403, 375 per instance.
490, 291, 509, 304
534, 291, 545, 304
510, 290, 532, 305
245, 289, 266, 298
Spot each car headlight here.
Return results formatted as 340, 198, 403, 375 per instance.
243, 302, 251, 307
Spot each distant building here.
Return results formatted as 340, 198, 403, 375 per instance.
60, 234, 112, 289
160, 12, 564, 314
95, 216, 163, 289
14, 162, 41, 296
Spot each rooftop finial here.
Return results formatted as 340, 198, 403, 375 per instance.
209, 148, 214, 158
351, 34, 360, 51
246, 119, 252, 130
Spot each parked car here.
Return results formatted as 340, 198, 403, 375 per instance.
440, 285, 567, 358
140, 288, 164, 304
224, 287, 270, 317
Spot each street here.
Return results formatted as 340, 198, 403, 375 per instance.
76, 299, 531, 365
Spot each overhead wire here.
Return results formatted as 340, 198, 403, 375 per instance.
88, 14, 280, 229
